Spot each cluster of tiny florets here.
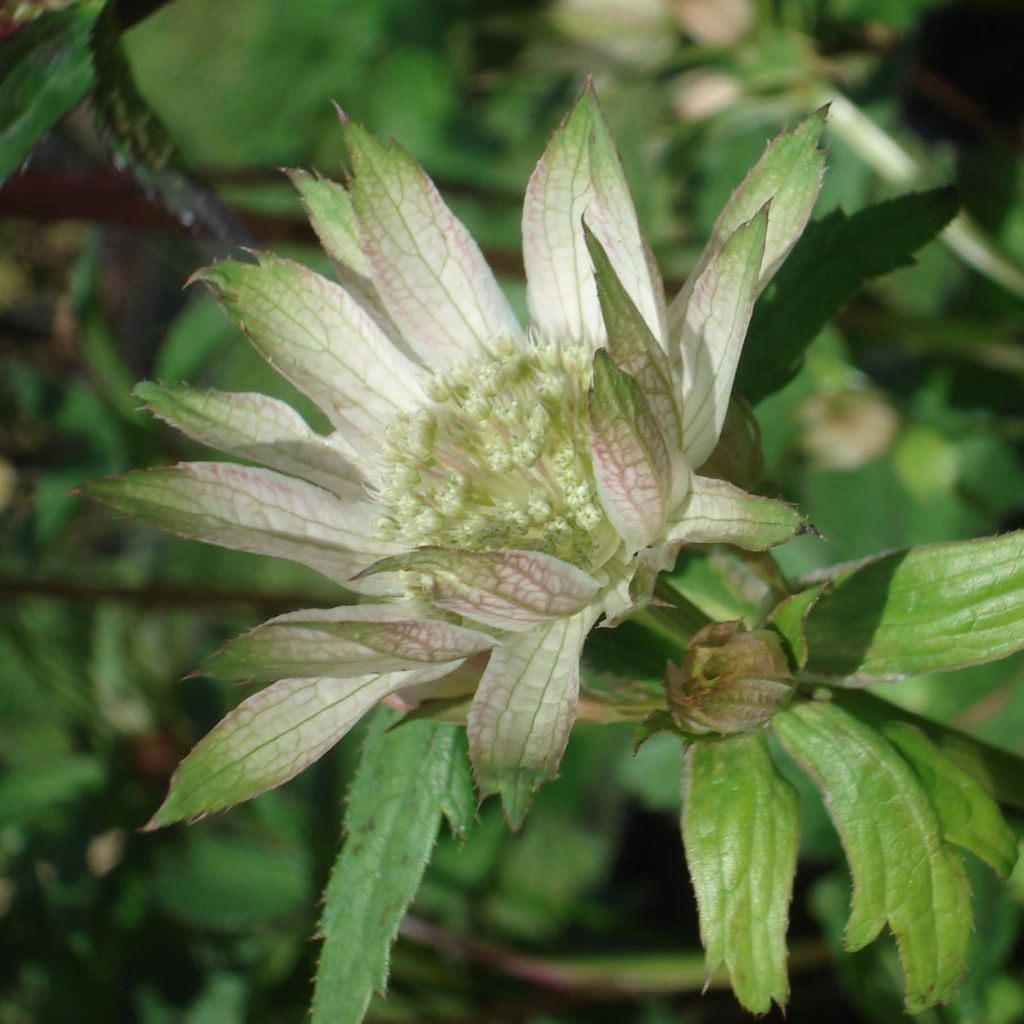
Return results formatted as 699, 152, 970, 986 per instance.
373, 337, 616, 568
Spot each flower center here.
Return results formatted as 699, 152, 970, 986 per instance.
374, 338, 617, 569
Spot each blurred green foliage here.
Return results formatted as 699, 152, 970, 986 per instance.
2, 0, 1023, 1020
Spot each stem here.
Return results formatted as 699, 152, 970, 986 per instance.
0, 575, 337, 614
399, 915, 830, 995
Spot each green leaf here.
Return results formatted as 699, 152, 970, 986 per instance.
0, 754, 104, 827
89, 5, 245, 240
767, 583, 825, 671
0, 4, 100, 182
802, 531, 1024, 682
738, 188, 958, 403
311, 708, 461, 1024
682, 732, 799, 1014
439, 728, 475, 837
832, 690, 1024, 812
881, 722, 1018, 878
774, 698, 972, 1012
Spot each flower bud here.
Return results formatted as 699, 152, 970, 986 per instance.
665, 621, 793, 735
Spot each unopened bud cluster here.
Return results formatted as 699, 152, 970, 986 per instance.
665, 621, 794, 735
373, 337, 618, 569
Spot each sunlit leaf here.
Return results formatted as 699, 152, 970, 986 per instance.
683, 731, 799, 1013
802, 531, 1024, 682
774, 698, 972, 1012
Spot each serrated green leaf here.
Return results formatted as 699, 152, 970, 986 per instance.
882, 721, 1017, 878
90, 4, 243, 239
738, 188, 958, 403
802, 531, 1024, 682
0, 4, 99, 181
311, 708, 460, 1024
682, 732, 798, 1014
439, 728, 475, 837
832, 690, 1024, 811
774, 698, 972, 1012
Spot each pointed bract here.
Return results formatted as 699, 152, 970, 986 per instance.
665, 474, 804, 551
588, 350, 673, 552
677, 208, 768, 467
523, 85, 663, 347
83, 462, 398, 586
287, 168, 397, 334
196, 253, 425, 474
668, 106, 827, 340
147, 668, 450, 827
358, 547, 601, 631
204, 604, 496, 683
342, 121, 522, 368
468, 610, 594, 827
136, 382, 365, 499
584, 224, 683, 453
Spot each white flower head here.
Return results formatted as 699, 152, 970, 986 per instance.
87, 85, 826, 828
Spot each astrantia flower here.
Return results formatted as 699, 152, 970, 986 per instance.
86, 86, 826, 827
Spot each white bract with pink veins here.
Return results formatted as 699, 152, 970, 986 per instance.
88, 87, 826, 828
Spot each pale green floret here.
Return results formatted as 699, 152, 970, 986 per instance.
373, 336, 618, 569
